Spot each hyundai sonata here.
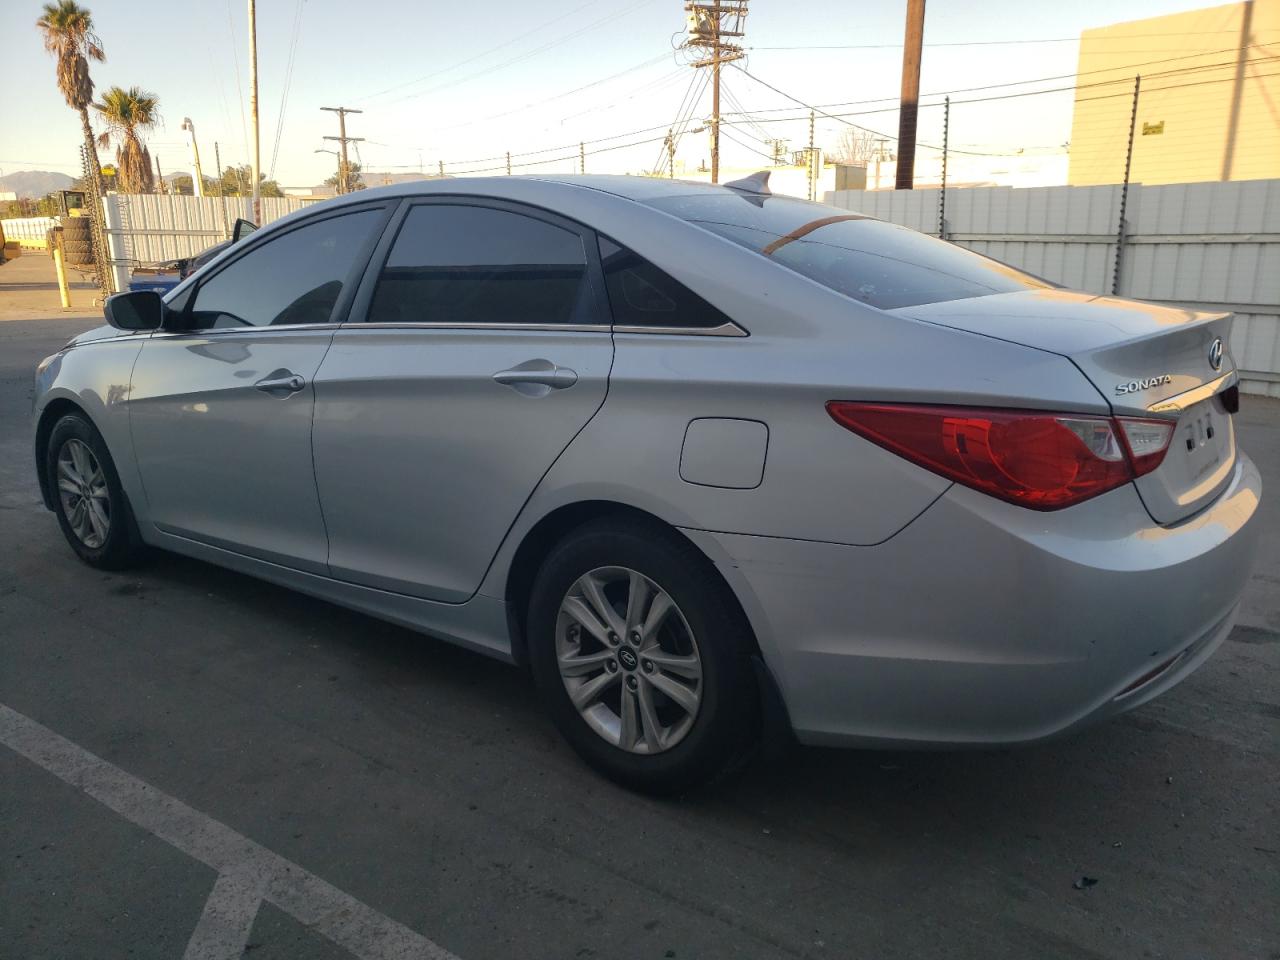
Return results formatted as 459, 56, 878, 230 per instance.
33, 174, 1261, 792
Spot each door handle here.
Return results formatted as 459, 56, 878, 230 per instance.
255, 373, 306, 394
492, 359, 578, 395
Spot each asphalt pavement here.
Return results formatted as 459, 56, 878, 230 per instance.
1, 270, 1277, 959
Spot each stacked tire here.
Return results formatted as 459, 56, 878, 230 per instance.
59, 216, 94, 266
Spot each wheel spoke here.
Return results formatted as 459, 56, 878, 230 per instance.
57, 478, 80, 496
639, 592, 674, 647
636, 678, 664, 752
646, 650, 702, 681
87, 497, 110, 541
557, 648, 615, 678
579, 573, 624, 638
647, 671, 699, 716
68, 441, 91, 480
562, 596, 612, 646
569, 669, 619, 710
68, 500, 89, 540
57, 457, 82, 487
618, 686, 639, 750
623, 571, 651, 638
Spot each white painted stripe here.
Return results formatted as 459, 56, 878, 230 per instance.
0, 703, 459, 960
183, 872, 265, 960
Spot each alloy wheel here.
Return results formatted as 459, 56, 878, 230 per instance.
555, 566, 703, 754
56, 438, 111, 549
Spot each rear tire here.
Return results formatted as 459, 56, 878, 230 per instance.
46, 414, 145, 570
528, 517, 758, 794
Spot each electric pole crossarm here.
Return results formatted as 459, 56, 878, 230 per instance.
321, 107, 364, 195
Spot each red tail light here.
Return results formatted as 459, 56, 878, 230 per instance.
826, 402, 1175, 510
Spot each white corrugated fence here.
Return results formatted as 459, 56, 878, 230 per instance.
100, 194, 319, 294
826, 179, 1280, 397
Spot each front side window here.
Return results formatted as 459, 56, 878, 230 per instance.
598, 236, 732, 329
187, 209, 382, 329
368, 204, 591, 325
647, 193, 1052, 311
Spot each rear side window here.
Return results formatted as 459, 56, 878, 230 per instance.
647, 193, 1051, 311
598, 236, 732, 329
368, 204, 592, 325
188, 210, 381, 328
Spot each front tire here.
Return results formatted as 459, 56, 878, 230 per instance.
46, 413, 145, 570
528, 518, 758, 794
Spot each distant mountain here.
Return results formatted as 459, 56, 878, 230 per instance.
0, 170, 76, 199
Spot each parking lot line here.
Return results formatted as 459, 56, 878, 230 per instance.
0, 702, 460, 960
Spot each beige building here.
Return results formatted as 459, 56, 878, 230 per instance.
1068, 1, 1279, 185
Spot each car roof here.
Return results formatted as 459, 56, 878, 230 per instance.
330, 173, 760, 206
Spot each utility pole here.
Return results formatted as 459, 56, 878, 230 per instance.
506, 151, 511, 176
438, 160, 444, 177
321, 106, 365, 195
181, 118, 205, 197
579, 142, 585, 175
895, 0, 926, 189
155, 156, 164, 194
213, 142, 223, 195
248, 0, 261, 221
667, 129, 676, 178
684, 2, 748, 184
873, 137, 888, 190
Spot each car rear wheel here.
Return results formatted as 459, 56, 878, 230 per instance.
46, 414, 145, 570
528, 518, 758, 793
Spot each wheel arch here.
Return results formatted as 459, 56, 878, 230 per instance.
502, 499, 763, 667
35, 396, 94, 511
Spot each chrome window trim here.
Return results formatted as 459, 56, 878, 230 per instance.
340, 321, 747, 336
1147, 371, 1238, 414
613, 321, 748, 337
352, 322, 612, 333
151, 323, 344, 338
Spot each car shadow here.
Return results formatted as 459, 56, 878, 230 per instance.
124, 545, 1234, 855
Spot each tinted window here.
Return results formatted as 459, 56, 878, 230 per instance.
188, 210, 381, 328
647, 193, 1051, 310
368, 205, 591, 325
599, 236, 732, 329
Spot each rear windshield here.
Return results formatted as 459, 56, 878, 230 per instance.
646, 193, 1052, 310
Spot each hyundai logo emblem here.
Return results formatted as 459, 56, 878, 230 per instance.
1208, 337, 1224, 372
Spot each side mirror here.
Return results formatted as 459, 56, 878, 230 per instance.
104, 290, 165, 331
232, 217, 258, 243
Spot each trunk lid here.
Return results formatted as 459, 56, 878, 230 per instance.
893, 289, 1238, 524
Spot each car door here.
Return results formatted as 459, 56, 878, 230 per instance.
311, 198, 614, 602
128, 205, 390, 573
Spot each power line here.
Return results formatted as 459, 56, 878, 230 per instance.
353, 0, 601, 102
373, 0, 661, 107
748, 28, 1280, 51
713, 43, 1266, 121
268, 0, 305, 180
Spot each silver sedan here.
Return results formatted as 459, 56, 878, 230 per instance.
32, 174, 1261, 793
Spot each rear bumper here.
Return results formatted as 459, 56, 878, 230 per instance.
684, 451, 1262, 747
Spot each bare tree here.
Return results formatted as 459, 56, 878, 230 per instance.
829, 127, 877, 165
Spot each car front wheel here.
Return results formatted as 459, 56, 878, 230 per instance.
46, 413, 144, 570
528, 518, 758, 793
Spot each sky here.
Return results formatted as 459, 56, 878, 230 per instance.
0, 0, 1245, 189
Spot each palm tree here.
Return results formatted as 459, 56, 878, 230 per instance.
94, 86, 159, 193
36, 1, 105, 192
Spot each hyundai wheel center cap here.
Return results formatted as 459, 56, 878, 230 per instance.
618, 646, 639, 671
